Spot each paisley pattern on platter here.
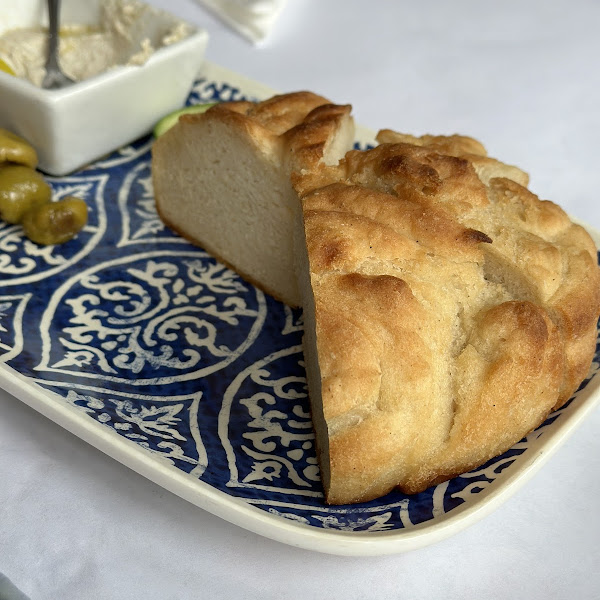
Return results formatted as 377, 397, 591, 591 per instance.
37, 252, 267, 385
1, 73, 599, 534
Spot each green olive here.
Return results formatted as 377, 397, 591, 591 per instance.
0, 128, 38, 168
0, 164, 51, 224
22, 196, 88, 245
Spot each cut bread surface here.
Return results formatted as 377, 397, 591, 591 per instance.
152, 93, 354, 307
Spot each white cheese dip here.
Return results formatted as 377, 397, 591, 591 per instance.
0, 0, 192, 87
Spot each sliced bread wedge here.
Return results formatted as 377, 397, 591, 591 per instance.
152, 93, 355, 307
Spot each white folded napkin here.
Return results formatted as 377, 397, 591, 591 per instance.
195, 0, 287, 44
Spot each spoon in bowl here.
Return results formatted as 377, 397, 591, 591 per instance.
42, 0, 74, 89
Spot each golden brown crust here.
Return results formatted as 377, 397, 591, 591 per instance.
225, 92, 335, 135
376, 129, 488, 157
198, 92, 353, 160
297, 133, 600, 504
285, 103, 353, 168
375, 128, 530, 188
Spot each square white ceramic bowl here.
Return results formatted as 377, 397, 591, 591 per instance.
0, 0, 209, 175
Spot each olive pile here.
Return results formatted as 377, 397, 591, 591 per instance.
0, 129, 87, 245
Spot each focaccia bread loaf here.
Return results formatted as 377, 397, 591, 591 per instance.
151, 91, 599, 506
151, 92, 354, 307
295, 131, 600, 504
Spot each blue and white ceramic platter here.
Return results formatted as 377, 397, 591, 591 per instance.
1, 62, 599, 556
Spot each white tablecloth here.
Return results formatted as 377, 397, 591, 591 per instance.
2, 1, 599, 598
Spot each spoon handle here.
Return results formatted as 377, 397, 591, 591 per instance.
45, 0, 61, 71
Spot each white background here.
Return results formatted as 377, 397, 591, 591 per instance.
1, 1, 600, 598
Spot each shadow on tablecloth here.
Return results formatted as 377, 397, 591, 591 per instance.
0, 573, 29, 600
